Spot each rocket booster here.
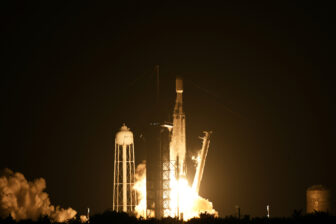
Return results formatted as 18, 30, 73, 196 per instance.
170, 77, 186, 176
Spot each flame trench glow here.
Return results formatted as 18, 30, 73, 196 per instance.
167, 173, 217, 220
133, 157, 217, 220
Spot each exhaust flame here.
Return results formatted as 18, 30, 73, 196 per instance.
133, 161, 146, 218
168, 175, 217, 220
133, 159, 217, 220
192, 153, 201, 167
0, 169, 76, 222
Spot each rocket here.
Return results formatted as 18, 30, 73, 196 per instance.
170, 77, 186, 176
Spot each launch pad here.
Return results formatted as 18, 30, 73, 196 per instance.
145, 77, 213, 219
113, 75, 215, 219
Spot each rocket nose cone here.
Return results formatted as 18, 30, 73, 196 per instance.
176, 77, 183, 93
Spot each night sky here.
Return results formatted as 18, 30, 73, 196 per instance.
1, 1, 335, 218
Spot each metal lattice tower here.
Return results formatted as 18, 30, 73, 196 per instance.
113, 124, 137, 213
146, 123, 172, 218
161, 124, 172, 217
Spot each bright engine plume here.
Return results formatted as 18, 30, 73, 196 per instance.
133, 162, 217, 220
0, 169, 76, 222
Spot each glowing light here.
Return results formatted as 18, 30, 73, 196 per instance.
80, 215, 88, 223
133, 162, 146, 218
133, 159, 217, 220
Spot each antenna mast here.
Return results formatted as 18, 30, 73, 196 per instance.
155, 65, 160, 105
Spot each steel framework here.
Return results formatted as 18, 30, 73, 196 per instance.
113, 124, 137, 213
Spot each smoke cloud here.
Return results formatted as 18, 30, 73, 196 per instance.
133, 161, 146, 218
0, 169, 76, 222
79, 215, 88, 223
132, 161, 218, 220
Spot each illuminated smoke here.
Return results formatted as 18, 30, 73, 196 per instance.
133, 160, 217, 220
133, 161, 146, 218
80, 215, 88, 223
168, 175, 217, 220
0, 169, 76, 222
191, 152, 201, 167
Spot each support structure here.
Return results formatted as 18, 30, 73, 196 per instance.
146, 122, 172, 218
192, 131, 212, 194
146, 66, 174, 218
113, 124, 137, 213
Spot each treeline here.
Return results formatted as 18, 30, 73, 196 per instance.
1, 211, 335, 224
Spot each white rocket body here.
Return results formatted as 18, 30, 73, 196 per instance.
170, 78, 186, 176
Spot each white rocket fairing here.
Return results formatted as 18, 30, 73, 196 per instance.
170, 78, 186, 176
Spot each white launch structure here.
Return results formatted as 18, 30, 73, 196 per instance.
113, 124, 137, 213
170, 78, 187, 177
192, 131, 212, 194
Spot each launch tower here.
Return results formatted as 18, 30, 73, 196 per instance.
146, 123, 172, 218
146, 66, 173, 218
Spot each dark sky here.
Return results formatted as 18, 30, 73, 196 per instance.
1, 1, 335, 218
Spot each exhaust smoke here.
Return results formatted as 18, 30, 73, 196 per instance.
0, 169, 76, 222
133, 161, 217, 220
